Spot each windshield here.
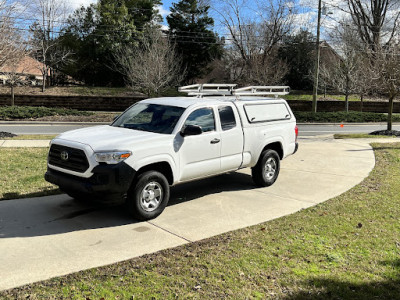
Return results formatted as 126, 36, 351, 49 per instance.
112, 103, 185, 134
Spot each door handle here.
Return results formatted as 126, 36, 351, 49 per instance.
210, 138, 220, 144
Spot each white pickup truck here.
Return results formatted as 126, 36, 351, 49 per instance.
45, 84, 298, 220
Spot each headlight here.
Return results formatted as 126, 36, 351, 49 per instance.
94, 151, 132, 164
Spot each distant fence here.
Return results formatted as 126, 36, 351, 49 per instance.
286, 100, 395, 113
0, 94, 396, 113
0, 94, 145, 111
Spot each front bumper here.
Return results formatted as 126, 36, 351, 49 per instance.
45, 162, 136, 203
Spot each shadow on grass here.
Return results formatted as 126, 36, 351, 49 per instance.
284, 259, 400, 300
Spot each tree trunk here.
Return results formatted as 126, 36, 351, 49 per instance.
42, 70, 46, 92
10, 85, 14, 106
360, 94, 363, 112
387, 94, 394, 131
345, 74, 349, 112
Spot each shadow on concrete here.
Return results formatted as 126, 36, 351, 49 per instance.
169, 171, 255, 206
0, 171, 256, 239
282, 259, 400, 300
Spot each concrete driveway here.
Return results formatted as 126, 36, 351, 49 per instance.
0, 137, 379, 291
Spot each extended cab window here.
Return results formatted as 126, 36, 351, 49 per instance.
244, 103, 291, 123
184, 108, 215, 132
218, 106, 236, 130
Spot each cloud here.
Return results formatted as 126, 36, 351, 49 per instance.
69, 0, 97, 11
157, 4, 170, 18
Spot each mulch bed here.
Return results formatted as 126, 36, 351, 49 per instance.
370, 130, 400, 136
0, 132, 17, 138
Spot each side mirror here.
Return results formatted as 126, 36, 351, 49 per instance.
180, 125, 202, 137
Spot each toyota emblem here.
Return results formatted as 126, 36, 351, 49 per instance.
60, 151, 69, 161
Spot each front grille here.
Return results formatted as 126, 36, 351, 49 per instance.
48, 144, 89, 173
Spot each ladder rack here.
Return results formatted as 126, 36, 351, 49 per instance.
178, 84, 290, 98
234, 86, 290, 97
178, 84, 237, 96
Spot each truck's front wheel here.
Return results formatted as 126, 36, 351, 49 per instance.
252, 149, 280, 187
127, 171, 170, 221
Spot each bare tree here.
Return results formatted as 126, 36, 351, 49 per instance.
367, 45, 400, 130
346, 0, 400, 129
29, 0, 71, 92
214, 0, 293, 85
320, 23, 370, 112
114, 28, 185, 96
4, 48, 28, 106
347, 0, 400, 52
247, 48, 288, 85
0, 0, 22, 69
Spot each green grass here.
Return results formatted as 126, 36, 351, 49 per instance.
2, 134, 56, 140
0, 106, 92, 120
334, 133, 396, 139
63, 86, 132, 96
283, 94, 362, 101
294, 111, 400, 123
1, 144, 400, 299
0, 148, 59, 200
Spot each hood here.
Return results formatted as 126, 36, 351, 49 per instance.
55, 125, 170, 151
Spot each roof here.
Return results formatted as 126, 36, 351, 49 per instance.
1, 56, 47, 76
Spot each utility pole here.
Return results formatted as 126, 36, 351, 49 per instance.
312, 0, 322, 113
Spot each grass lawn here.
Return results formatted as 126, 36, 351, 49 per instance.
334, 133, 397, 139
1, 134, 56, 140
0, 148, 59, 200
294, 111, 400, 123
0, 86, 134, 97
283, 94, 362, 101
1, 143, 400, 299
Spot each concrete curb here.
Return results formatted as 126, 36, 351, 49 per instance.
0, 121, 109, 125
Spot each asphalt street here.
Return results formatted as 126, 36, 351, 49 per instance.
1, 123, 400, 136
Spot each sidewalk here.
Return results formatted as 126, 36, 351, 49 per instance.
0, 139, 50, 147
1, 136, 392, 290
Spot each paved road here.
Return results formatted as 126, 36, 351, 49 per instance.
0, 123, 101, 135
0, 137, 381, 291
2, 123, 400, 136
299, 124, 400, 136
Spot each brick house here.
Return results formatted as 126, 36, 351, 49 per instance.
0, 56, 48, 85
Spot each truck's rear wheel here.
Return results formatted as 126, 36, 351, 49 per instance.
127, 171, 170, 221
252, 149, 280, 187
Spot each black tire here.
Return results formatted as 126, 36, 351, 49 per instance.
127, 171, 170, 221
252, 149, 280, 187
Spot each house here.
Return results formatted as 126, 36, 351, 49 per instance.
0, 56, 48, 86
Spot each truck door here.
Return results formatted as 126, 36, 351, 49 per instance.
179, 107, 221, 181
218, 105, 244, 171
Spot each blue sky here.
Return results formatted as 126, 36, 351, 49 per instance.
26, 0, 346, 37
67, 0, 336, 33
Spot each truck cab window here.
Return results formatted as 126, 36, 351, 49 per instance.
218, 106, 236, 130
184, 108, 215, 132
